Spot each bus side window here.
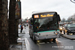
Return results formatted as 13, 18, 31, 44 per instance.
57, 15, 61, 22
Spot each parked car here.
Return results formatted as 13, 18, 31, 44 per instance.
63, 24, 75, 35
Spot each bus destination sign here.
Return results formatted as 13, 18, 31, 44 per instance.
34, 14, 53, 18
40, 14, 53, 18
34, 15, 39, 18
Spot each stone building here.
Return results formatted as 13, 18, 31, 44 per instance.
0, 0, 9, 50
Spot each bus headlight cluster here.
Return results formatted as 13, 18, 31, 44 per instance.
56, 33, 57, 35
54, 32, 58, 35
59, 27, 62, 30
37, 40, 40, 43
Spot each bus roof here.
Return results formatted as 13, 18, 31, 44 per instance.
32, 11, 57, 15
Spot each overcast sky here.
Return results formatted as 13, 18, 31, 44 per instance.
8, 0, 75, 20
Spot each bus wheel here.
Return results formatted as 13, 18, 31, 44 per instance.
34, 40, 37, 44
30, 36, 33, 39
73, 33, 75, 35
64, 31, 65, 34
44, 40, 47, 43
53, 38, 56, 43
30, 35, 33, 39
33, 36, 37, 44
67, 33, 69, 35
45, 41, 47, 43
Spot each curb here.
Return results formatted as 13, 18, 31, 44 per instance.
10, 43, 22, 50
62, 35, 75, 40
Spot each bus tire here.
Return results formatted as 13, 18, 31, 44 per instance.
53, 38, 56, 43
45, 41, 47, 43
67, 33, 69, 35
64, 31, 65, 34
30, 35, 33, 39
33, 36, 37, 44
73, 33, 74, 35
30, 36, 32, 39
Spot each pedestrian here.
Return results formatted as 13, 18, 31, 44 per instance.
21, 25, 23, 33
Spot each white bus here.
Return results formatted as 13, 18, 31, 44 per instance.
29, 11, 61, 43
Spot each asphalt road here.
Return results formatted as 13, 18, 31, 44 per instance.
22, 25, 75, 50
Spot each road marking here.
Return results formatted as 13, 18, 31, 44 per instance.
25, 38, 28, 50
25, 38, 30, 45
25, 38, 30, 50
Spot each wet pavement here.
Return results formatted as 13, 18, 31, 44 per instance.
61, 31, 75, 40
10, 26, 26, 50
10, 24, 75, 50
24, 25, 75, 50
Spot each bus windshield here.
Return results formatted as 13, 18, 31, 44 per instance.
33, 18, 58, 32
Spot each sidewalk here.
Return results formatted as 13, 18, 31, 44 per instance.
10, 33, 26, 50
62, 34, 75, 40
10, 42, 22, 50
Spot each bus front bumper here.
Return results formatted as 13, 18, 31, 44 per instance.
35, 35, 58, 40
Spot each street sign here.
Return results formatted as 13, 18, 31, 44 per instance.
15, 1, 21, 19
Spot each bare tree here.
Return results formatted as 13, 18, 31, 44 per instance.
0, 0, 9, 50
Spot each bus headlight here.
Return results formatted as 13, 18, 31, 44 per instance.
56, 33, 57, 35
59, 27, 62, 30
37, 40, 40, 43
54, 32, 58, 35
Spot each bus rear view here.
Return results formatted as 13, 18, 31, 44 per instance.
29, 12, 61, 43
